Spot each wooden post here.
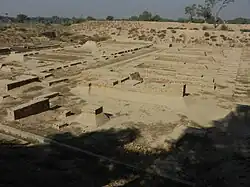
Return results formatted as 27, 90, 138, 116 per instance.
183, 84, 186, 97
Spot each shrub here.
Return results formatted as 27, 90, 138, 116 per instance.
91, 34, 111, 42
220, 24, 228, 31
160, 29, 167, 34
16, 27, 27, 32
40, 31, 57, 39
240, 29, 250, 33
222, 37, 227, 41
138, 34, 147, 40
204, 32, 210, 37
220, 34, 227, 40
128, 28, 138, 35
148, 36, 153, 41
202, 26, 208, 30
171, 30, 177, 34
60, 32, 72, 37
158, 33, 166, 39
0, 26, 7, 31
179, 34, 185, 38
210, 35, 217, 39
150, 29, 156, 33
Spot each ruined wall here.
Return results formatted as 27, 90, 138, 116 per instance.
129, 72, 142, 81
0, 48, 11, 55
6, 76, 39, 91
9, 98, 50, 120
4, 53, 24, 62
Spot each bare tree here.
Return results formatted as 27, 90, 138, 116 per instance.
215, 0, 235, 24
196, 0, 235, 27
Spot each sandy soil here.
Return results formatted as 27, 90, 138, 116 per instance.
0, 21, 250, 186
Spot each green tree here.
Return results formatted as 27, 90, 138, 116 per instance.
86, 16, 96, 21
106, 16, 114, 21
151, 14, 162, 22
72, 17, 85, 24
51, 16, 60, 24
196, 4, 213, 22
138, 11, 152, 21
129, 16, 139, 21
185, 4, 197, 22
228, 17, 250, 24
16, 14, 28, 23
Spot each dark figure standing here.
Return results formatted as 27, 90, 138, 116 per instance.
88, 83, 92, 95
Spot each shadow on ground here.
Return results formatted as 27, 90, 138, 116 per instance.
157, 104, 250, 187
0, 104, 249, 187
0, 127, 183, 187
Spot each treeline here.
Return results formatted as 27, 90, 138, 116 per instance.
227, 18, 250, 24
0, 11, 249, 25
0, 12, 175, 24
0, 14, 86, 25
183, 0, 250, 26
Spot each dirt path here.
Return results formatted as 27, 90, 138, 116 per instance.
72, 86, 230, 125
72, 85, 186, 110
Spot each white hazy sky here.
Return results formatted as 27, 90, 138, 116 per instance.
0, 0, 249, 19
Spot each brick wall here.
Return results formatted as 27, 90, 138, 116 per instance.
10, 98, 50, 120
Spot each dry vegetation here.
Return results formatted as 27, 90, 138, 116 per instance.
1, 21, 250, 48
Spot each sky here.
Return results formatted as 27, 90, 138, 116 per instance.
0, 0, 249, 19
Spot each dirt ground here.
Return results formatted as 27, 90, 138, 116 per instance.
0, 21, 250, 186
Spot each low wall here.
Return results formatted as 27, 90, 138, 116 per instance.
6, 76, 39, 91
8, 98, 50, 120
0, 124, 46, 143
121, 77, 130, 83
0, 47, 11, 55
48, 78, 68, 86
